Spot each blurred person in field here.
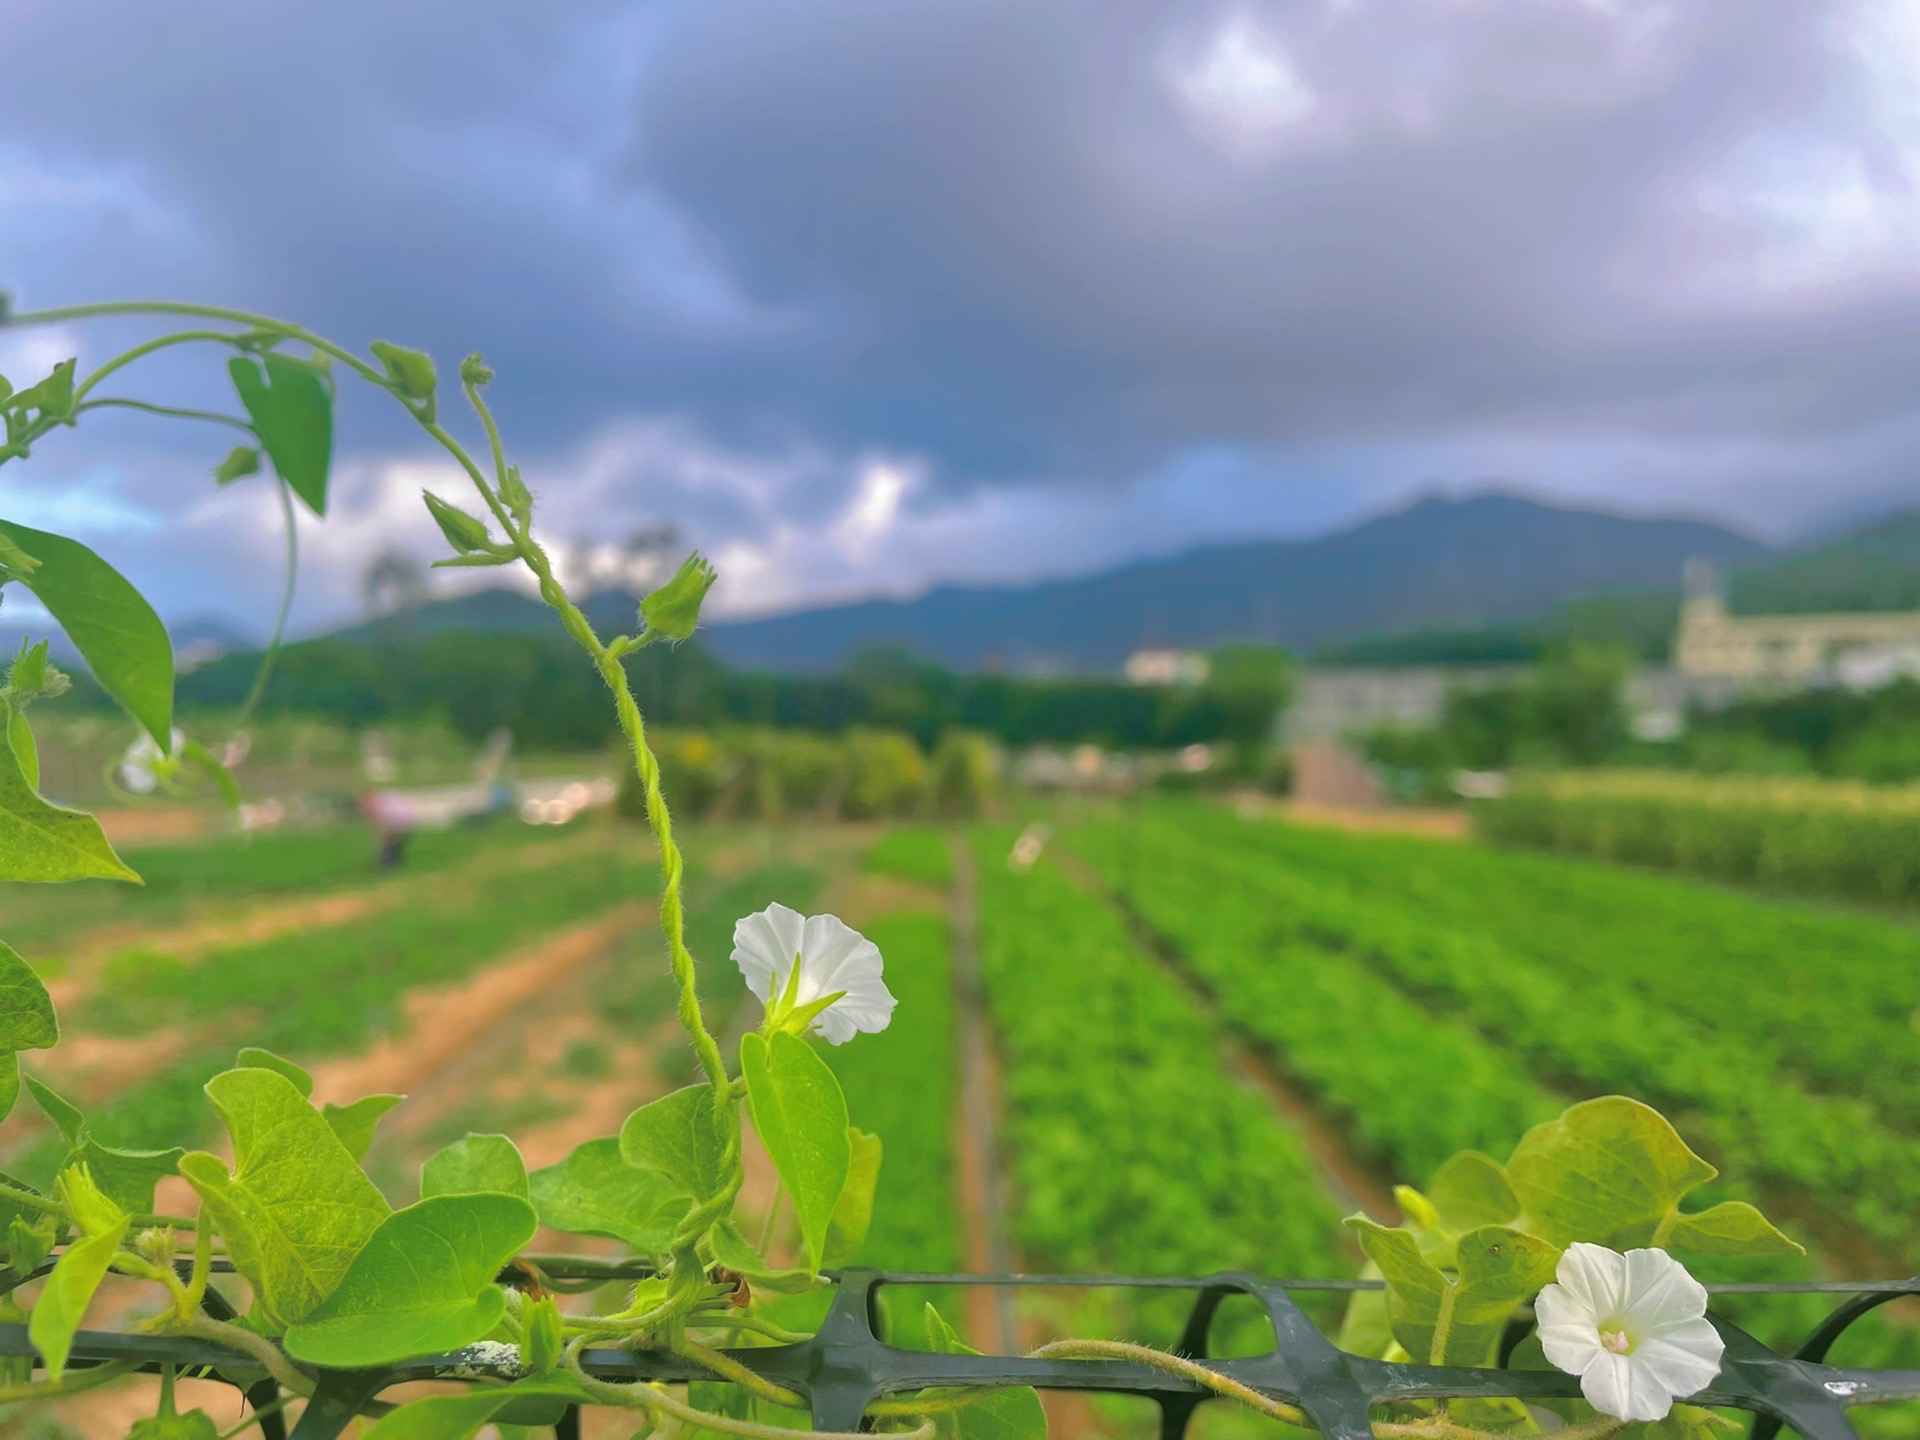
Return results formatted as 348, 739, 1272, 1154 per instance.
360, 788, 418, 870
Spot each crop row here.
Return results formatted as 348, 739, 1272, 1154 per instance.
1476, 769, 1920, 905
826, 909, 961, 1272
1086, 809, 1920, 1269
1177, 806, 1920, 1141
1068, 806, 1920, 1374
1064, 823, 1562, 1186
971, 834, 1345, 1330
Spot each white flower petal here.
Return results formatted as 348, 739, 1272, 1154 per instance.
1634, 1328, 1724, 1399
1623, 1247, 1710, 1331
731, 903, 807, 1004
1556, 1243, 1631, 1323
1535, 1287, 1603, 1377
1581, 1350, 1677, 1423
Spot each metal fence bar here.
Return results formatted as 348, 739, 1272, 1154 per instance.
1, 1269, 1915, 1440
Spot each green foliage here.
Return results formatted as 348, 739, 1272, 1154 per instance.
421, 1133, 529, 1200
742, 1030, 851, 1270
323, 1093, 405, 1162
818, 911, 959, 1277
1479, 769, 1920, 903
0, 729, 139, 883
922, 1303, 1047, 1440
865, 828, 954, 887
0, 940, 57, 1120
24, 1075, 184, 1216
284, 1193, 538, 1366
0, 520, 174, 748
181, 1067, 390, 1328
26, 1166, 126, 1379
928, 729, 1000, 819
841, 727, 930, 820
621, 1084, 733, 1201
227, 352, 332, 515
974, 840, 1344, 1304
528, 1137, 684, 1251
824, 1127, 882, 1264
1347, 1217, 1559, 1365
1505, 1098, 1794, 1254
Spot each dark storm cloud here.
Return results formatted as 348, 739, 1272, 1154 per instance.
0, 0, 1913, 624
632, 0, 1917, 473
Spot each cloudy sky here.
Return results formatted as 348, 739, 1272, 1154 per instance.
1, 0, 1915, 634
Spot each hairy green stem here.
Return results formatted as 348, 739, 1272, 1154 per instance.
562, 1345, 934, 1440
234, 476, 298, 730
0, 1181, 63, 1222
1030, 1339, 1311, 1427
171, 1316, 313, 1398
674, 1335, 806, 1409
74, 397, 254, 432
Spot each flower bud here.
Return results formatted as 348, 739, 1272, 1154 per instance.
459, 352, 494, 387
213, 445, 261, 486
639, 552, 718, 644
422, 491, 494, 554
500, 464, 533, 526
371, 341, 437, 403
522, 1294, 563, 1375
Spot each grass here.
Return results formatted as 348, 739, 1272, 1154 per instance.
863, 828, 953, 888
5, 818, 588, 957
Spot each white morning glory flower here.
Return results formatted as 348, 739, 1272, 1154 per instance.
118, 728, 185, 795
731, 903, 897, 1045
1536, 1243, 1724, 1423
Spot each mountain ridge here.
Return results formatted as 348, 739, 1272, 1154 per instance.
317, 490, 1785, 672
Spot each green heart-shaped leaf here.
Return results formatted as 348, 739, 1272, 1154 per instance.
322, 1093, 405, 1163
0, 940, 58, 1052
1665, 1200, 1803, 1258
619, 1084, 730, 1200
1506, 1097, 1794, 1256
422, 1133, 528, 1200
741, 1030, 850, 1271
1348, 1216, 1560, 1366
824, 1127, 882, 1265
228, 354, 332, 516
528, 1136, 685, 1252
284, 1192, 538, 1367
181, 1068, 390, 1328
0, 521, 173, 748
0, 726, 139, 884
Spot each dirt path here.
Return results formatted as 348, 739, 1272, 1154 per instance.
949, 837, 1018, 1355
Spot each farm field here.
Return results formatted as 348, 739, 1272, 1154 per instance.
5, 798, 1918, 1437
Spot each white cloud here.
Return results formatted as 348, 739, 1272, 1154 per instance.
1173, 16, 1318, 146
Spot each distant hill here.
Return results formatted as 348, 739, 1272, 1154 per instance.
697, 493, 1768, 673
1317, 507, 1920, 667
1728, 509, 1920, 615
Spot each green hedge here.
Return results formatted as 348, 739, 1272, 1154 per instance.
1475, 770, 1920, 904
